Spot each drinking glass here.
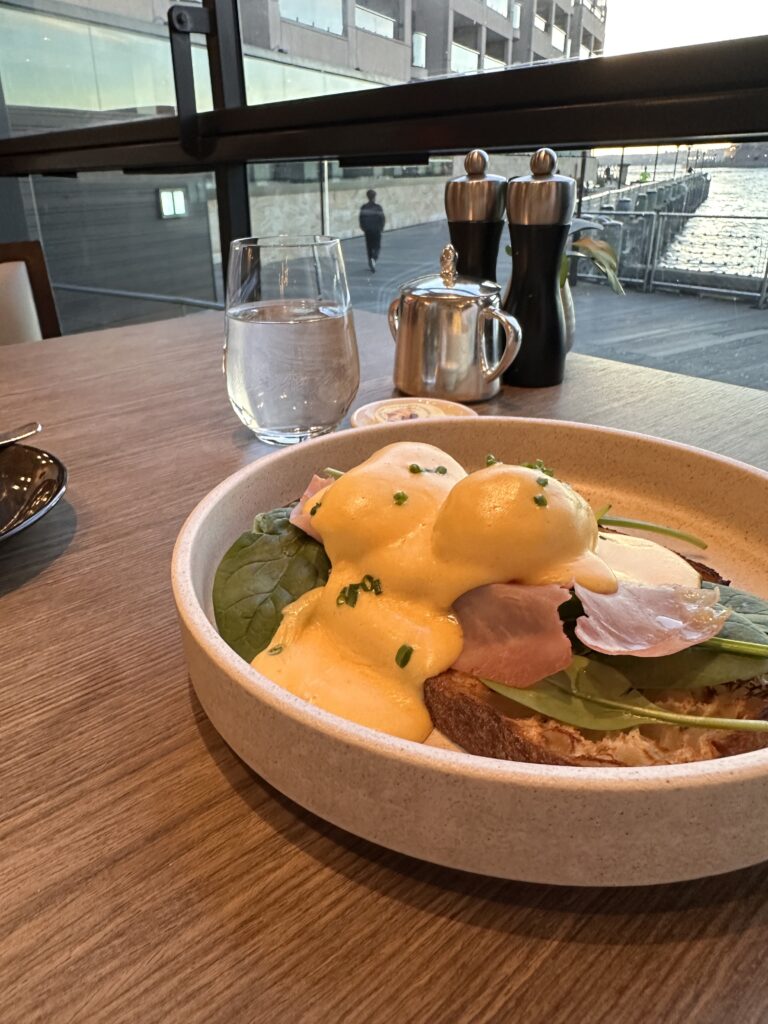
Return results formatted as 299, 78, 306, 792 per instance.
224, 235, 360, 445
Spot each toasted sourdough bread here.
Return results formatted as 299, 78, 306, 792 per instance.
424, 671, 768, 767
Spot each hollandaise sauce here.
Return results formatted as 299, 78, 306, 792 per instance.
252, 441, 620, 742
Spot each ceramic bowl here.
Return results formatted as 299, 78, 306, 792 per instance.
0, 443, 67, 541
172, 417, 768, 886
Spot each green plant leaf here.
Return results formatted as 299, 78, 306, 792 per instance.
571, 236, 625, 295
482, 657, 650, 731
560, 253, 570, 289
213, 506, 331, 662
590, 648, 768, 690
702, 582, 768, 636
482, 657, 768, 734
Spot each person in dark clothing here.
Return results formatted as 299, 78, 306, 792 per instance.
359, 189, 385, 272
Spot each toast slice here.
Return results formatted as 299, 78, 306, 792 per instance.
424, 670, 768, 767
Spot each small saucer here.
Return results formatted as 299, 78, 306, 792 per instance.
351, 397, 479, 428
0, 443, 68, 541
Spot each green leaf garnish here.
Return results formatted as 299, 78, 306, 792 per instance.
533, 494, 548, 507
481, 657, 768, 734
598, 514, 708, 550
213, 507, 331, 662
393, 491, 408, 505
321, 467, 344, 479
395, 644, 413, 669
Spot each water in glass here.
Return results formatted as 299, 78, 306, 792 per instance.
224, 236, 360, 445
225, 298, 358, 444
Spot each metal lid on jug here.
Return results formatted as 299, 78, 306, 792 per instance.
444, 149, 507, 223
506, 147, 576, 226
400, 244, 501, 303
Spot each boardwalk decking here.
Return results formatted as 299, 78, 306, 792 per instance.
342, 220, 768, 392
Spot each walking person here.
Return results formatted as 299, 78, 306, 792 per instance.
359, 189, 385, 272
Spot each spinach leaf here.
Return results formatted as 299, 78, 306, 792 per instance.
482, 657, 768, 734
213, 507, 331, 662
482, 658, 650, 732
702, 581, 768, 641
589, 648, 768, 690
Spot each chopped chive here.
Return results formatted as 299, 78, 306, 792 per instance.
533, 494, 548, 507
409, 463, 423, 474
267, 645, 283, 656
372, 578, 382, 595
361, 574, 375, 592
393, 491, 408, 505
594, 503, 612, 520
336, 587, 348, 606
486, 453, 498, 466
523, 458, 555, 477
346, 585, 359, 608
309, 502, 321, 516
395, 644, 414, 669
536, 477, 549, 487
435, 466, 448, 475
321, 467, 344, 479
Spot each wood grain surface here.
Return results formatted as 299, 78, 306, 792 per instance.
2, 310, 768, 1024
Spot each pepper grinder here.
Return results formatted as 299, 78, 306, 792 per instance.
444, 149, 507, 282
502, 148, 575, 387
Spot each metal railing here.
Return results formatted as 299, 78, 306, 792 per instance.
53, 282, 224, 310
575, 211, 768, 308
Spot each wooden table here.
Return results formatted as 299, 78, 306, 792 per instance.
3, 310, 768, 1024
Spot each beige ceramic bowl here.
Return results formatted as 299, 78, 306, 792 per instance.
172, 417, 768, 886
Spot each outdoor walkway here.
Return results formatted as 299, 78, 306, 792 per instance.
341, 220, 768, 392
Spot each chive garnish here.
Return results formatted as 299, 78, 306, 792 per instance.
267, 645, 283, 655
486, 454, 498, 466
408, 464, 448, 475
524, 459, 555, 477
435, 465, 447, 475
393, 491, 408, 505
395, 644, 413, 669
309, 502, 321, 516
409, 463, 422, 474
338, 576, 382, 606
536, 477, 549, 487
534, 494, 548, 507
322, 467, 344, 479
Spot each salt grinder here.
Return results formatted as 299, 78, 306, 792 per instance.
444, 149, 507, 282
502, 148, 575, 387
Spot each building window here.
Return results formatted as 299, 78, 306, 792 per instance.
355, 5, 395, 38
486, 0, 509, 16
450, 42, 480, 73
412, 31, 426, 68
512, 2, 522, 30
158, 188, 188, 218
534, 13, 547, 32
279, 0, 344, 36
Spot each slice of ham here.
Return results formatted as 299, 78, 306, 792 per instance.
452, 583, 573, 689
574, 582, 729, 658
289, 474, 329, 542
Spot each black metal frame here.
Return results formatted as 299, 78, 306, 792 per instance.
0, 7, 766, 268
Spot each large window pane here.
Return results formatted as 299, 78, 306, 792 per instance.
246, 150, 765, 390
0, 3, 212, 136
13, 170, 220, 333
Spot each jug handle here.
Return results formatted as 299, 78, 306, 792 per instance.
387, 297, 400, 343
479, 307, 522, 382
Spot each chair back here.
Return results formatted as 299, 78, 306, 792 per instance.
0, 242, 61, 344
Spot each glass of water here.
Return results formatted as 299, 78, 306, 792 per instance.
224, 235, 360, 445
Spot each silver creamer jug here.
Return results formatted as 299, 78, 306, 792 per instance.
388, 245, 522, 403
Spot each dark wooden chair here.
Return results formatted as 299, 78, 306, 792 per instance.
0, 241, 61, 343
